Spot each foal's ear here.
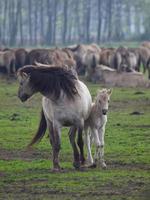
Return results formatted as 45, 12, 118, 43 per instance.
107, 88, 113, 95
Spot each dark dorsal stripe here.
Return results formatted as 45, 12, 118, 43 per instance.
68, 44, 81, 52
19, 65, 78, 99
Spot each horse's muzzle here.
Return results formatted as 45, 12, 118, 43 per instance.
102, 109, 108, 115
18, 94, 29, 102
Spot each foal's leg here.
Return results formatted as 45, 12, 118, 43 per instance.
84, 128, 93, 165
68, 126, 80, 169
98, 125, 107, 169
77, 127, 85, 165
92, 128, 101, 164
48, 122, 61, 171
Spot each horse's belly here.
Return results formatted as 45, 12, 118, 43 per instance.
42, 97, 81, 126
55, 109, 81, 126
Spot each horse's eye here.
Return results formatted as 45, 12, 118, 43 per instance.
20, 82, 23, 86
108, 100, 110, 103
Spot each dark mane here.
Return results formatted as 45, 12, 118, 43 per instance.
18, 65, 78, 99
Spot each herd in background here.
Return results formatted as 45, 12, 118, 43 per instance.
0, 41, 150, 80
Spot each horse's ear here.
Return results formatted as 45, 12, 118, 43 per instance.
17, 71, 28, 81
107, 88, 113, 95
22, 72, 29, 79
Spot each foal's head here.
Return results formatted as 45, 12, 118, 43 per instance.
95, 88, 112, 115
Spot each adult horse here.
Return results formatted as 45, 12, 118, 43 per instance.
0, 50, 16, 76
17, 65, 92, 171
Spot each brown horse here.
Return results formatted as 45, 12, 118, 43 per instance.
15, 48, 28, 70
0, 50, 16, 76
138, 46, 150, 78
67, 44, 101, 75
26, 48, 76, 67
141, 41, 150, 49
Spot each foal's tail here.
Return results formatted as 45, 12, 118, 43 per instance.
27, 109, 47, 147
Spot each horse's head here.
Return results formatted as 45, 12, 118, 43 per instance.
17, 70, 35, 102
96, 88, 112, 115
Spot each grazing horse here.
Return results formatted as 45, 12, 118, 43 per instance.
84, 89, 112, 168
17, 65, 92, 171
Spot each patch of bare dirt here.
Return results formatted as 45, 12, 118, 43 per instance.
110, 98, 150, 112
0, 148, 51, 161
0, 172, 6, 177
107, 161, 150, 171
0, 148, 149, 171
130, 111, 144, 115
134, 91, 145, 95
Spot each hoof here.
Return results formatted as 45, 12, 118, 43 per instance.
80, 155, 85, 165
77, 166, 87, 171
80, 159, 85, 165
101, 163, 107, 169
52, 167, 64, 172
73, 162, 80, 169
88, 163, 97, 168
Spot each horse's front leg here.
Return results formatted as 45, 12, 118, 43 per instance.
98, 126, 107, 169
48, 122, 61, 171
6, 64, 11, 79
77, 127, 85, 165
12, 59, 16, 76
68, 126, 80, 169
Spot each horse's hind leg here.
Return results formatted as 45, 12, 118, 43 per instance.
68, 126, 80, 169
77, 128, 85, 165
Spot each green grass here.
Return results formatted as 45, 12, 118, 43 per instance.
0, 77, 150, 200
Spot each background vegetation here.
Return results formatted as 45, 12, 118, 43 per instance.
0, 0, 150, 47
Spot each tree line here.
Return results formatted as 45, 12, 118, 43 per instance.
0, 0, 149, 47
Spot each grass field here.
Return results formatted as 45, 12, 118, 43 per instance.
0, 76, 150, 200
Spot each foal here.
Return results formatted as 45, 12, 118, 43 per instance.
84, 88, 112, 168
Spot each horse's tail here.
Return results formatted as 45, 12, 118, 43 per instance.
27, 109, 47, 147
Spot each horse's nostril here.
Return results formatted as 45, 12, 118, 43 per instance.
102, 109, 107, 115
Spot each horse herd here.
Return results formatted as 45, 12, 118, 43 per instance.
0, 41, 150, 80
2, 41, 150, 171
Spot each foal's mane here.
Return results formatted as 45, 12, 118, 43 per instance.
18, 65, 78, 99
